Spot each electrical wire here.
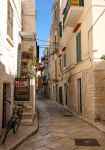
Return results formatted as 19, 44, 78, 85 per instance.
37, 38, 63, 46
36, 38, 57, 44
38, 45, 55, 46
39, 47, 56, 49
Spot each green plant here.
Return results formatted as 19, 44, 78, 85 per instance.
28, 69, 36, 78
101, 55, 105, 60
28, 45, 34, 52
28, 57, 38, 66
27, 57, 39, 74
27, 57, 39, 77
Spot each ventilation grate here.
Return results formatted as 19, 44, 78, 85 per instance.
75, 139, 100, 146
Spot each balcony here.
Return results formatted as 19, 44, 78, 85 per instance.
52, 78, 58, 83
20, 32, 35, 40
63, 0, 84, 27
22, 51, 33, 59
51, 48, 58, 55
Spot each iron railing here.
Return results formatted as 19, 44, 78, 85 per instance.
14, 78, 30, 101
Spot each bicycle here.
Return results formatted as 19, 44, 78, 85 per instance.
0, 102, 25, 144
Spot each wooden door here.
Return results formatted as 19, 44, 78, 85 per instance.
77, 78, 82, 114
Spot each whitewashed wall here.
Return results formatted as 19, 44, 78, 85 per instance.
0, 0, 21, 128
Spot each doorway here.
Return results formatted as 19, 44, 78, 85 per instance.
52, 85, 55, 101
59, 86, 63, 105
2, 83, 11, 128
64, 83, 68, 106
56, 84, 58, 102
77, 78, 82, 114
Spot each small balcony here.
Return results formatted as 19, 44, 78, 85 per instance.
63, 0, 84, 27
51, 48, 58, 55
22, 51, 33, 59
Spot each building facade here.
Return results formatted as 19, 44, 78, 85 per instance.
49, 0, 60, 102
0, 0, 22, 128
41, 47, 50, 98
0, 0, 36, 129
16, 0, 37, 125
46, 0, 105, 122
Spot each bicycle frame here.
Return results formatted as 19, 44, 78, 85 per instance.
0, 103, 25, 144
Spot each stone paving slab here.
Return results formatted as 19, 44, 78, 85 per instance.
16, 99, 105, 150
0, 114, 38, 150
58, 101, 105, 135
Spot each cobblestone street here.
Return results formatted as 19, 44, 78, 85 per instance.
16, 98, 105, 150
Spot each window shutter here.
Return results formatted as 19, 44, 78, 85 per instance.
76, 31, 81, 63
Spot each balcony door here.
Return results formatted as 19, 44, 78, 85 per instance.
64, 83, 68, 106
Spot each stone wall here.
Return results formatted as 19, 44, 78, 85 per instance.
68, 76, 77, 112
0, 63, 13, 128
94, 70, 105, 121
68, 68, 105, 121
82, 69, 95, 120
22, 0, 36, 32
68, 68, 95, 121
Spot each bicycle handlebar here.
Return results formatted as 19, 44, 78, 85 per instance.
6, 99, 11, 104
17, 104, 27, 109
18, 104, 24, 107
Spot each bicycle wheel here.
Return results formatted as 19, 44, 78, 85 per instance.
13, 116, 21, 133
1, 128, 9, 144
1, 119, 12, 144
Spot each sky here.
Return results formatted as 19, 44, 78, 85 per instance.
36, 0, 53, 60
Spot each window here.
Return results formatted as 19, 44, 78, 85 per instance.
63, 53, 66, 68
54, 8, 58, 30
55, 60, 57, 78
59, 22, 62, 37
7, 1, 13, 40
60, 59, 62, 72
55, 9, 58, 21
76, 31, 81, 63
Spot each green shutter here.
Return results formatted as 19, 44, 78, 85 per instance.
64, 53, 66, 67
59, 23, 62, 37
79, 0, 84, 6
76, 31, 81, 63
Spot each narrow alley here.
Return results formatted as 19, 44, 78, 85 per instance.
16, 97, 105, 150
1, 0, 105, 149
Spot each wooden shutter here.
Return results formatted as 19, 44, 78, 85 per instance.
76, 31, 81, 63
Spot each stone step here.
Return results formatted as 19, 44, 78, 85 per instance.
22, 113, 33, 119
21, 118, 33, 126
23, 105, 33, 109
21, 113, 36, 126
22, 108, 33, 113
22, 111, 33, 115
